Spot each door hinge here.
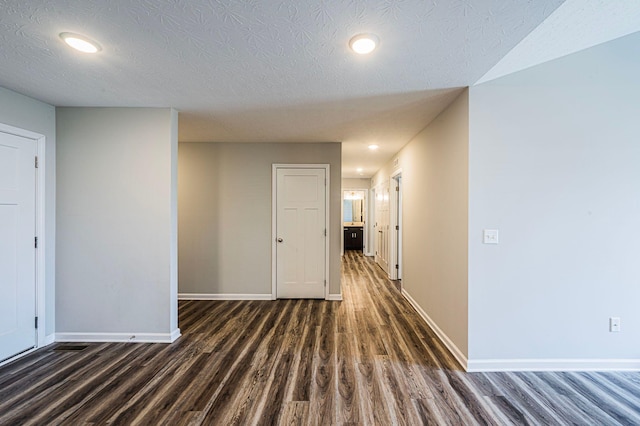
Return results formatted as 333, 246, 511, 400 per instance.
35, 316, 38, 329
35, 156, 39, 168
35, 236, 38, 249
324, 280, 326, 287
324, 228, 327, 237
395, 264, 399, 269
395, 225, 399, 230
396, 186, 399, 191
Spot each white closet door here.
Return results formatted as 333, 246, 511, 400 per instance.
0, 131, 36, 362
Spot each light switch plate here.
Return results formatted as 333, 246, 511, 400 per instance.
483, 229, 499, 244
610, 317, 621, 332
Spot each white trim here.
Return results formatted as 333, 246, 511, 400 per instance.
169, 328, 181, 342
56, 331, 181, 344
402, 287, 640, 373
36, 133, 47, 348
327, 293, 343, 301
401, 288, 469, 370
389, 169, 402, 280
0, 123, 44, 140
467, 358, 640, 372
44, 333, 55, 346
0, 123, 48, 352
178, 293, 273, 300
271, 166, 277, 300
342, 187, 368, 256
365, 187, 376, 257
272, 164, 331, 300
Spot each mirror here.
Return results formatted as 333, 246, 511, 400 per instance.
343, 190, 365, 223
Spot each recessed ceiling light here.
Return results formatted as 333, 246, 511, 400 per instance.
60, 32, 101, 53
349, 34, 379, 55
357, 167, 364, 173
368, 144, 379, 150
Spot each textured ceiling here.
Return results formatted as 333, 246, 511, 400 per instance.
0, 0, 564, 177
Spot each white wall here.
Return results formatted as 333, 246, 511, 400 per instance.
0, 87, 56, 338
342, 178, 370, 189
468, 32, 640, 367
372, 90, 469, 359
56, 108, 178, 340
179, 142, 342, 297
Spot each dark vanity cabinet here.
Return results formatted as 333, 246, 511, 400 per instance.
344, 226, 363, 250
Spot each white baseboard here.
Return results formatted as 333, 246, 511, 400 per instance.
169, 328, 181, 342
178, 293, 272, 300
327, 293, 343, 301
467, 358, 640, 372
55, 331, 180, 343
401, 289, 640, 372
401, 288, 469, 371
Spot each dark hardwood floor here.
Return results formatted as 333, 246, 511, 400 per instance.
1, 251, 640, 425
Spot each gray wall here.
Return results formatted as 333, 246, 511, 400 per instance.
56, 107, 178, 336
0, 87, 56, 337
179, 142, 342, 296
372, 90, 469, 357
468, 32, 640, 362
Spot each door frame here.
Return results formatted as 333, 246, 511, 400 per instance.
341, 188, 368, 256
368, 187, 376, 257
389, 169, 403, 281
271, 164, 330, 300
0, 122, 48, 360
373, 180, 390, 273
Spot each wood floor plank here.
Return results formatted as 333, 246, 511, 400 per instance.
194, 301, 294, 424
294, 325, 318, 402
354, 361, 393, 425
375, 354, 423, 425
18, 343, 164, 425
308, 302, 337, 425
335, 332, 359, 425
1, 251, 640, 424
208, 301, 297, 425
280, 401, 310, 425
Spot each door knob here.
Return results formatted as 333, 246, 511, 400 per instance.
277, 238, 283, 243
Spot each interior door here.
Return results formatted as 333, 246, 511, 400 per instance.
276, 167, 326, 299
390, 174, 403, 280
375, 182, 390, 273
0, 131, 36, 362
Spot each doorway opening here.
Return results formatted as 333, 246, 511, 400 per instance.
342, 189, 367, 254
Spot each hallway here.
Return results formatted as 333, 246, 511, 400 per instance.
0, 252, 639, 424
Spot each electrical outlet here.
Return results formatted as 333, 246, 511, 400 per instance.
483, 229, 499, 244
610, 317, 621, 332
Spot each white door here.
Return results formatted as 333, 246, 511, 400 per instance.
375, 182, 390, 274
390, 174, 403, 280
0, 132, 36, 362
276, 167, 326, 299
